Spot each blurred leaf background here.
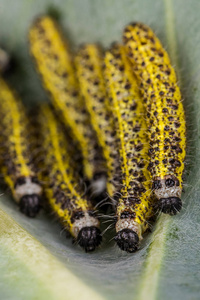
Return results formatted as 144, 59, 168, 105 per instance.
0, 0, 200, 299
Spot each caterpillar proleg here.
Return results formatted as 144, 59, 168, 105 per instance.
104, 44, 153, 252
0, 77, 42, 217
123, 22, 186, 215
75, 44, 120, 199
29, 16, 104, 185
36, 104, 102, 252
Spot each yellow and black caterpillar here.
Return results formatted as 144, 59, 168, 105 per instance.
123, 23, 186, 215
29, 16, 104, 184
0, 77, 42, 217
36, 104, 102, 252
75, 44, 121, 198
104, 44, 153, 252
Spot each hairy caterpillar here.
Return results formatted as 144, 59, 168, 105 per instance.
104, 44, 153, 252
123, 23, 186, 215
0, 77, 42, 217
36, 104, 102, 252
75, 44, 121, 198
29, 16, 104, 184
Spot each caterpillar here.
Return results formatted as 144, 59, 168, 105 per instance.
123, 22, 186, 215
104, 44, 153, 252
0, 77, 42, 217
36, 104, 102, 252
75, 44, 121, 198
29, 15, 105, 184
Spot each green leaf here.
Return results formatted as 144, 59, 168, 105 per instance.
0, 0, 200, 299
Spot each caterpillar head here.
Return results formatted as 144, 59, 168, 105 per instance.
115, 218, 141, 253
77, 226, 102, 252
14, 176, 43, 217
157, 197, 182, 215
115, 229, 139, 253
153, 176, 182, 215
71, 211, 102, 252
19, 194, 41, 218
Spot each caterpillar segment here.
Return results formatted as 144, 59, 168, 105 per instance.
0, 77, 42, 217
123, 23, 186, 215
29, 15, 104, 184
104, 44, 153, 253
37, 104, 102, 252
75, 44, 120, 198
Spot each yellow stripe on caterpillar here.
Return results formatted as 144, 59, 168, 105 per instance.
0, 77, 42, 217
104, 44, 154, 253
29, 15, 103, 182
123, 22, 186, 216
37, 104, 102, 252
75, 44, 120, 198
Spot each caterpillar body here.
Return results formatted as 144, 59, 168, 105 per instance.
0, 77, 42, 217
29, 16, 104, 183
37, 104, 102, 252
123, 23, 186, 215
104, 44, 153, 252
75, 44, 120, 198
